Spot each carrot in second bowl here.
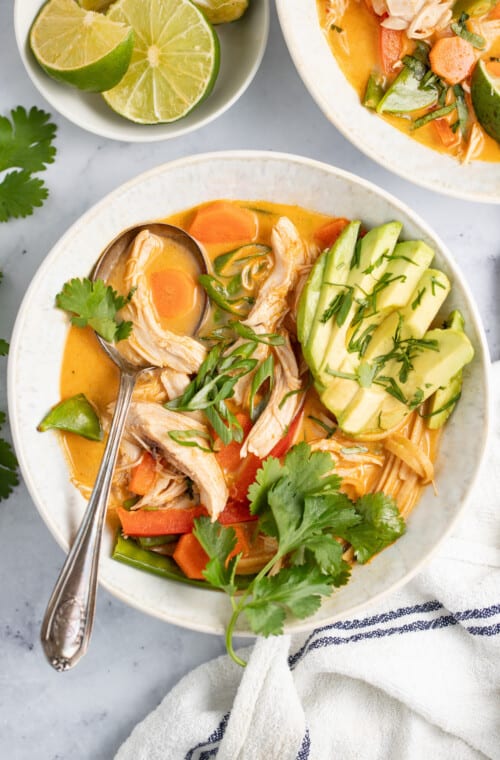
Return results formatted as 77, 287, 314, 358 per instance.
429, 36, 476, 85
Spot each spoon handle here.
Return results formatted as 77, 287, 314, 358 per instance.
41, 370, 137, 672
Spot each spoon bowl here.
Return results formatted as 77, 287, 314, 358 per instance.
40, 222, 208, 671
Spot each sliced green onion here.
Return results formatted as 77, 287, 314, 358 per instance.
167, 429, 215, 453
214, 244, 272, 277
451, 20, 486, 49
249, 355, 274, 421
232, 322, 285, 346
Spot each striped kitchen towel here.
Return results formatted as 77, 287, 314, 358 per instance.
115, 364, 500, 760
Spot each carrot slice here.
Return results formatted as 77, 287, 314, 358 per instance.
489, 2, 500, 18
173, 533, 209, 579
429, 37, 476, 85
379, 26, 404, 75
129, 452, 157, 496
433, 118, 461, 148
150, 269, 195, 319
227, 523, 253, 561
189, 201, 257, 244
314, 218, 349, 249
117, 505, 208, 536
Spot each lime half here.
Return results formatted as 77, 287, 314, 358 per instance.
471, 59, 500, 144
30, 0, 134, 92
193, 0, 249, 24
103, 0, 220, 124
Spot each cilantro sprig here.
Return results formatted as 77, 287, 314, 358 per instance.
0, 107, 57, 222
55, 278, 134, 342
194, 442, 405, 665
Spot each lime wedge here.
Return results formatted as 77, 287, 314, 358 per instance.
103, 0, 220, 124
471, 59, 500, 143
193, 0, 248, 24
38, 393, 103, 441
30, 0, 134, 92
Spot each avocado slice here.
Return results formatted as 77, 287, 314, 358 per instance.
319, 221, 402, 381
297, 250, 326, 347
302, 221, 361, 375
320, 238, 434, 418
426, 310, 466, 429
339, 327, 474, 435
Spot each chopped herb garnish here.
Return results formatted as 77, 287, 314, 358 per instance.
340, 445, 369, 455
431, 275, 446, 296
232, 322, 285, 346
330, 23, 343, 32
168, 429, 215, 453
451, 14, 486, 49
411, 288, 426, 310
249, 355, 274, 421
452, 84, 469, 137
279, 387, 306, 410
307, 415, 337, 438
165, 341, 258, 445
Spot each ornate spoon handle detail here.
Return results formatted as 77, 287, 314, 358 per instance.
41, 370, 137, 671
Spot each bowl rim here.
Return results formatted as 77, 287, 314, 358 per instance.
275, 0, 500, 205
13, 0, 270, 143
8, 150, 491, 634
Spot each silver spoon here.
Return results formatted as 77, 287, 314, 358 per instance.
40, 222, 209, 672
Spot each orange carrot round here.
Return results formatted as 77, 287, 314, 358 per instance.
150, 268, 196, 319
429, 36, 476, 85
189, 201, 257, 244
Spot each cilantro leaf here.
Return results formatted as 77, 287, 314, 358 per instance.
0, 171, 48, 222
193, 516, 239, 593
244, 566, 334, 635
284, 441, 341, 494
303, 536, 351, 584
0, 106, 56, 173
55, 278, 134, 342
344, 492, 406, 564
0, 107, 57, 223
248, 456, 282, 514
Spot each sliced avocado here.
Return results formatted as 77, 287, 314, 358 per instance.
302, 221, 360, 375
297, 251, 326, 346
339, 327, 473, 434
427, 310, 466, 429
398, 269, 450, 338
320, 221, 402, 379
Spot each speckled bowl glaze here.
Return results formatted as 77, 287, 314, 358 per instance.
14, 0, 269, 142
276, 0, 500, 203
8, 152, 490, 635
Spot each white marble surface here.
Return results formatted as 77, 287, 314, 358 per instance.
0, 3, 499, 759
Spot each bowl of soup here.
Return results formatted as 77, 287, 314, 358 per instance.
276, 1, 500, 202
8, 151, 489, 639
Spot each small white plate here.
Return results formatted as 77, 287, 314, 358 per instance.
14, 0, 269, 142
8, 151, 490, 635
276, 0, 500, 203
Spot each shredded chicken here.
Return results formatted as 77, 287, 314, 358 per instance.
119, 230, 206, 373
244, 217, 307, 330
160, 368, 191, 400
124, 402, 228, 519
241, 333, 302, 459
233, 217, 307, 405
379, 0, 452, 38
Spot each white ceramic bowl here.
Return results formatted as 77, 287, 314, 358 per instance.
8, 151, 490, 635
276, 1, 500, 203
14, 0, 269, 142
